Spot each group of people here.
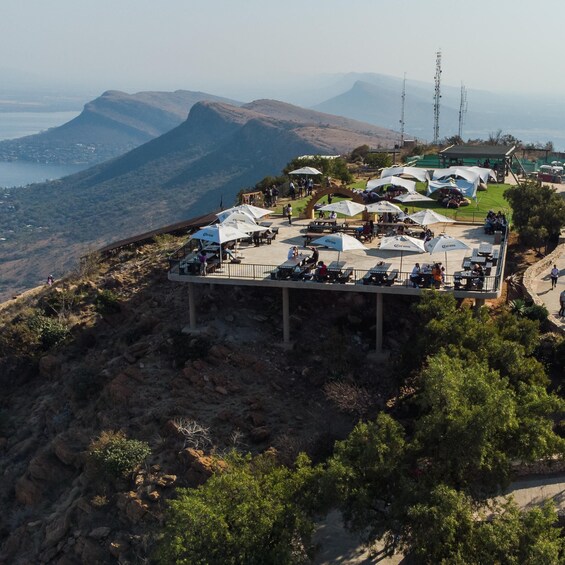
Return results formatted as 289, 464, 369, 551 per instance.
263, 185, 279, 207
410, 262, 445, 289
288, 178, 315, 200
484, 210, 507, 235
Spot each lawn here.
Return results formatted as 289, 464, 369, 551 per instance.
274, 181, 513, 223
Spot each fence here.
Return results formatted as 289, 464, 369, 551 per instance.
170, 261, 501, 293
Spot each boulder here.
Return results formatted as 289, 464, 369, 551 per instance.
39, 355, 60, 378
15, 475, 42, 505
88, 527, 111, 540
80, 538, 107, 564
250, 426, 271, 443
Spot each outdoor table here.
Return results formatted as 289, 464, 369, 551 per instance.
369, 262, 392, 274
259, 221, 273, 228
327, 261, 346, 272
276, 256, 307, 279
478, 242, 493, 256
468, 254, 487, 265
455, 270, 482, 290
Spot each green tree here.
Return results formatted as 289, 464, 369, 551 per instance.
158, 451, 322, 565
504, 181, 565, 250
364, 152, 392, 169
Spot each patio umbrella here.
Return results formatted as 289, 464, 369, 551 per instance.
221, 219, 266, 233
219, 204, 271, 220
426, 234, 470, 274
216, 209, 257, 224
366, 176, 416, 193
319, 200, 366, 217
379, 235, 426, 274
289, 166, 323, 176
191, 224, 250, 264
408, 209, 456, 226
365, 201, 403, 214
311, 232, 367, 262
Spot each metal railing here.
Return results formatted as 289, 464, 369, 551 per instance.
170, 261, 502, 293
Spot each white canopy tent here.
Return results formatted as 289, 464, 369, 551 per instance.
433, 168, 480, 183
367, 176, 416, 193
427, 179, 479, 200
381, 166, 429, 183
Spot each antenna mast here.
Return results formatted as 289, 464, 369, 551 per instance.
433, 50, 442, 145
458, 82, 467, 139
399, 73, 406, 147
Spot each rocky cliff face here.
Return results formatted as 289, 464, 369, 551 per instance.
0, 237, 404, 563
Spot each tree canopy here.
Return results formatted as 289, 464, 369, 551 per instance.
504, 181, 565, 249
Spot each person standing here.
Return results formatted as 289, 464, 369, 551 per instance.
287, 203, 293, 225
560, 289, 565, 317
550, 264, 559, 289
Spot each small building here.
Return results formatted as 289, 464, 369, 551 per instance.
440, 144, 518, 183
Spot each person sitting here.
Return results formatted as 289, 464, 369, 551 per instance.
410, 263, 421, 288
329, 211, 337, 220
432, 263, 442, 289
306, 247, 319, 265
315, 261, 328, 281
287, 246, 299, 260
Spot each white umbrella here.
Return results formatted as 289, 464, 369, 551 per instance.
426, 234, 470, 274
365, 201, 403, 214
221, 219, 266, 233
320, 200, 366, 217
289, 166, 323, 175
367, 176, 416, 193
219, 204, 271, 220
380, 235, 426, 274
191, 224, 250, 264
217, 209, 257, 224
393, 192, 435, 203
311, 232, 367, 262
408, 209, 456, 226
192, 224, 250, 243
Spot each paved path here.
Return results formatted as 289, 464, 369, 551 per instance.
530, 245, 565, 330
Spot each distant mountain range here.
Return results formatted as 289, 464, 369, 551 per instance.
0, 99, 397, 299
0, 89, 240, 165
310, 72, 565, 148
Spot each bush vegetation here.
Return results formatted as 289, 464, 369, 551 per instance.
89, 431, 151, 478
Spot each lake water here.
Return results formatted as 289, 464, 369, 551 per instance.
0, 111, 85, 188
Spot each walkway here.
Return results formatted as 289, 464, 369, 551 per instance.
530, 244, 565, 331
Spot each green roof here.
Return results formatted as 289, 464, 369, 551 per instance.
440, 144, 516, 159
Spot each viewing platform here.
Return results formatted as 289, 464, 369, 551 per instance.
168, 216, 508, 352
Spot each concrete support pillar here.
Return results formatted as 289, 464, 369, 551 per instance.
376, 293, 383, 353
474, 298, 485, 316
188, 283, 196, 330
282, 287, 290, 344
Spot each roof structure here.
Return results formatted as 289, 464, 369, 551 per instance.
440, 144, 516, 159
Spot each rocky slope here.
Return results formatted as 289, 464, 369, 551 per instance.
0, 236, 406, 564
0, 89, 240, 165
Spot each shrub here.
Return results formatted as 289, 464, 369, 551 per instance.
168, 331, 211, 365
523, 304, 549, 322
89, 431, 151, 478
28, 313, 69, 349
94, 289, 121, 314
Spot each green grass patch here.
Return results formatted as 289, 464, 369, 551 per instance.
274, 182, 512, 223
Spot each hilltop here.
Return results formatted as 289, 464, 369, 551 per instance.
0, 99, 398, 300
0, 89, 239, 165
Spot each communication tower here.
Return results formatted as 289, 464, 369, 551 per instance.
433, 50, 442, 145
399, 73, 406, 147
458, 83, 468, 139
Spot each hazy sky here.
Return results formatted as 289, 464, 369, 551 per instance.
2, 0, 563, 98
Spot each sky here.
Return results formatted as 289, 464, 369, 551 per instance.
2, 0, 564, 100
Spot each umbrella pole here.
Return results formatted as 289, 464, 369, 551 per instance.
399, 252, 403, 279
